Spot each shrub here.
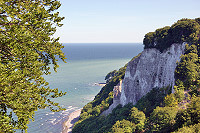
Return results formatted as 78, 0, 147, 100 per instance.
135, 87, 170, 115
112, 119, 136, 133
164, 94, 178, 107
128, 107, 146, 132
148, 107, 178, 132
174, 123, 200, 133
175, 97, 200, 129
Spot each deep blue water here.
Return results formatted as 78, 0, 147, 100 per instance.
27, 43, 143, 133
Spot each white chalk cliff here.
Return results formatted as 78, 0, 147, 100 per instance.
120, 43, 186, 105
102, 43, 186, 115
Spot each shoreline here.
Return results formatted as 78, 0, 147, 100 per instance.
94, 82, 106, 87
62, 109, 82, 133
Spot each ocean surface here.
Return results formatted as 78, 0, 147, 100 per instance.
26, 43, 143, 133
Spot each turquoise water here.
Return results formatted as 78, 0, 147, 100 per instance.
27, 43, 143, 133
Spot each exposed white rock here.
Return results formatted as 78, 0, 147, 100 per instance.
101, 81, 122, 116
101, 43, 186, 116
120, 43, 186, 105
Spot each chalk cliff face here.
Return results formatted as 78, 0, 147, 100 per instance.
120, 43, 186, 106
101, 43, 186, 115
101, 81, 123, 116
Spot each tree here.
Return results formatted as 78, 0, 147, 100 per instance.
175, 44, 199, 88
175, 95, 200, 130
135, 87, 170, 115
186, 97, 200, 125
0, 0, 66, 132
112, 119, 136, 133
148, 107, 178, 132
105, 70, 117, 83
174, 123, 200, 133
128, 107, 146, 132
143, 18, 200, 52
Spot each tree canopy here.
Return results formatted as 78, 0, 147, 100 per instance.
73, 18, 200, 133
143, 18, 200, 52
0, 0, 66, 132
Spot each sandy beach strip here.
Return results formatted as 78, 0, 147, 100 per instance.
62, 109, 82, 133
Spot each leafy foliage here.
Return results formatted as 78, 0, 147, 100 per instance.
73, 18, 200, 133
72, 65, 127, 133
73, 54, 141, 133
78, 53, 141, 121
175, 97, 200, 128
175, 44, 200, 97
147, 107, 178, 132
143, 26, 172, 51
0, 0, 65, 132
112, 119, 136, 133
135, 87, 171, 116
73, 104, 145, 133
143, 18, 200, 52
105, 70, 117, 83
164, 93, 178, 107
128, 107, 146, 132
174, 123, 200, 133
175, 44, 200, 88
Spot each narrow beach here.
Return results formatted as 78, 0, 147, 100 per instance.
62, 109, 82, 133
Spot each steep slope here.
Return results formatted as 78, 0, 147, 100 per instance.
120, 43, 186, 105
72, 18, 200, 133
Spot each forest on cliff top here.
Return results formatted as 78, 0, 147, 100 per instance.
73, 18, 200, 133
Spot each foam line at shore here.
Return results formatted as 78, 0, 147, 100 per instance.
62, 108, 82, 133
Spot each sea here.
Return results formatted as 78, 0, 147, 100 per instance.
26, 43, 143, 133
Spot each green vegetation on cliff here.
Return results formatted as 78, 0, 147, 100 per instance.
144, 18, 200, 52
73, 18, 200, 133
0, 0, 65, 132
73, 54, 141, 133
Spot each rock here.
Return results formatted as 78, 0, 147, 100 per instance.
101, 43, 186, 115
120, 43, 186, 105
101, 80, 122, 116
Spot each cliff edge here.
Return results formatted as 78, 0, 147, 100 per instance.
73, 18, 200, 133
102, 42, 186, 115
120, 42, 186, 105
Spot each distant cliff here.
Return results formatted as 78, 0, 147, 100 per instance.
73, 18, 200, 133
102, 42, 186, 115
120, 42, 186, 105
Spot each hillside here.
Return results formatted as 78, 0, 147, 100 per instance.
72, 18, 200, 133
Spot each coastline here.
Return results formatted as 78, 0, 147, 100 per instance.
62, 109, 82, 133
94, 82, 106, 87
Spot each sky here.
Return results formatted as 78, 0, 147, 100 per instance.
54, 0, 200, 43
